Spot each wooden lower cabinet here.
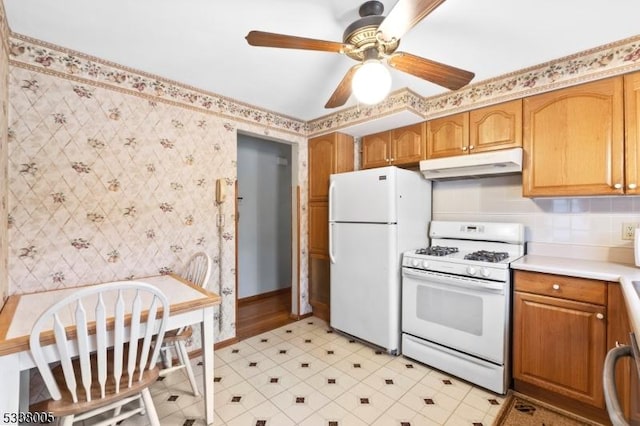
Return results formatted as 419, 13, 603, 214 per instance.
513, 270, 636, 424
309, 256, 330, 321
513, 291, 607, 407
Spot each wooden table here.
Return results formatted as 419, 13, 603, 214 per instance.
0, 274, 221, 425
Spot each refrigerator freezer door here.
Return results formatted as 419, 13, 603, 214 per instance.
329, 167, 397, 223
330, 222, 400, 352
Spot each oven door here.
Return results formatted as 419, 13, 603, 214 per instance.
402, 267, 508, 364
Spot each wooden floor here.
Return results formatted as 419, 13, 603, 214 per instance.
236, 287, 296, 340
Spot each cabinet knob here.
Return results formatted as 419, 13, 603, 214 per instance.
469, 145, 475, 150
614, 183, 623, 189
461, 146, 468, 151
390, 158, 394, 162
629, 183, 637, 190
596, 313, 604, 320
552, 284, 560, 290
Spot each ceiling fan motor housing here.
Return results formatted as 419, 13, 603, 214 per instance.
343, 0, 399, 61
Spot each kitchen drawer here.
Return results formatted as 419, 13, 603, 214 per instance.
514, 270, 607, 305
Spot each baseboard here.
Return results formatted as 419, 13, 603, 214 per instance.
289, 312, 313, 321
238, 287, 291, 305
214, 337, 240, 350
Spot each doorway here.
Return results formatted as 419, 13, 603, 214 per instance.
236, 134, 295, 339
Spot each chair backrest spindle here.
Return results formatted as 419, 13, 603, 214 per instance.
29, 281, 169, 405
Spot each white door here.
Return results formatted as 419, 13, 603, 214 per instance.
329, 167, 397, 223
329, 222, 400, 352
402, 268, 508, 364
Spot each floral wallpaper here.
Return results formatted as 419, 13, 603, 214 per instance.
0, 1, 8, 304
308, 34, 640, 136
6, 35, 308, 346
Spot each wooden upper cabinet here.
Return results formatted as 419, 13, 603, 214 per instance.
361, 131, 391, 169
470, 99, 522, 153
426, 100, 522, 159
361, 122, 425, 169
426, 112, 469, 159
391, 122, 425, 166
523, 76, 625, 197
308, 132, 354, 202
625, 71, 640, 195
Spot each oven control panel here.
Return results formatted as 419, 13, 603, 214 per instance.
402, 254, 509, 283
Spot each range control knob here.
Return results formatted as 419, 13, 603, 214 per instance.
422, 260, 429, 269
412, 259, 420, 267
466, 266, 477, 276
480, 268, 491, 278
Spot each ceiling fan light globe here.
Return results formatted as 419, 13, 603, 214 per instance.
352, 60, 391, 105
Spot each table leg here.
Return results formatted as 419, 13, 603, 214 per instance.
0, 353, 21, 425
201, 306, 215, 425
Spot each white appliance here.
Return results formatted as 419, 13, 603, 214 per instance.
329, 166, 431, 354
420, 147, 523, 180
401, 221, 525, 394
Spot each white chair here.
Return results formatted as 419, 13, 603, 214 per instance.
29, 281, 169, 426
160, 251, 212, 396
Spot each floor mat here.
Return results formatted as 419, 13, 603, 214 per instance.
494, 391, 605, 426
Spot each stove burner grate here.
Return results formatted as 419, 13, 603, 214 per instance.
464, 250, 509, 263
416, 246, 459, 256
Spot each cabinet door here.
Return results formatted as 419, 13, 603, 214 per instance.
308, 202, 328, 256
391, 122, 425, 166
513, 291, 607, 407
362, 131, 391, 169
426, 112, 470, 159
625, 71, 640, 195
309, 256, 330, 321
469, 99, 522, 153
308, 136, 335, 202
523, 77, 624, 197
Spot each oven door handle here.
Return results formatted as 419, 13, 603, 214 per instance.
403, 268, 505, 293
603, 344, 632, 426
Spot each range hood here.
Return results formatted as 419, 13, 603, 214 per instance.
420, 147, 523, 180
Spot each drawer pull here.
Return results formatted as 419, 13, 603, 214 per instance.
629, 183, 637, 190
614, 183, 623, 189
552, 284, 560, 290
596, 313, 604, 320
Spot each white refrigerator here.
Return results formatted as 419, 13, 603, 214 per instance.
329, 166, 431, 354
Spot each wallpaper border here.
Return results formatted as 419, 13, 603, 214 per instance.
7, 31, 640, 139
8, 33, 308, 136
308, 34, 640, 135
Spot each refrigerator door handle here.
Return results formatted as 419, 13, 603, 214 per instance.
329, 223, 336, 264
328, 180, 336, 222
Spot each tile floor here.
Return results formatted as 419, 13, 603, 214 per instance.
115, 317, 506, 426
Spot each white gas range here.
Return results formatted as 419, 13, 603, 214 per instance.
401, 221, 525, 394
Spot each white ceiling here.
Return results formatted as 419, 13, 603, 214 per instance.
4, 0, 640, 122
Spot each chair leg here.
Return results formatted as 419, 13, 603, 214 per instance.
109, 405, 122, 426
177, 340, 200, 397
161, 344, 173, 368
141, 388, 160, 426
59, 415, 74, 426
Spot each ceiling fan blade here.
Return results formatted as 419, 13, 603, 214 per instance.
246, 30, 348, 53
388, 52, 474, 90
325, 65, 359, 109
377, 0, 447, 42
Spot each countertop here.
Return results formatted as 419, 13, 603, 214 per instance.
511, 255, 640, 347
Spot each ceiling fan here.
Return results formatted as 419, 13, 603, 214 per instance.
245, 0, 475, 109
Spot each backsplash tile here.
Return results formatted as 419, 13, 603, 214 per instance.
433, 174, 640, 260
